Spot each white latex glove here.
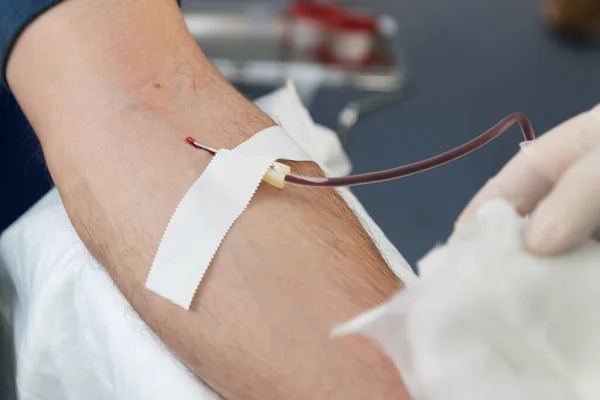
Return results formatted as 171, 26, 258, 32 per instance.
459, 105, 600, 256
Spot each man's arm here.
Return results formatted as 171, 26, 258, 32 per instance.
7, 0, 407, 398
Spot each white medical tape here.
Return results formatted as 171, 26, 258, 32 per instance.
234, 125, 312, 160
146, 126, 312, 309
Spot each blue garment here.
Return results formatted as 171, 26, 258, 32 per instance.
0, 0, 180, 90
0, 0, 63, 89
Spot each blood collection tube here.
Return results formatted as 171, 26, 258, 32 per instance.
289, 1, 340, 52
326, 10, 378, 64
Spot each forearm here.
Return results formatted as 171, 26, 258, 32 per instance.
7, 0, 406, 398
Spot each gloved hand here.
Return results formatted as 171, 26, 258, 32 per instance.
458, 104, 600, 256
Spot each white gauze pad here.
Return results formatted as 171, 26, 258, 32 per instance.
334, 200, 600, 400
146, 126, 311, 309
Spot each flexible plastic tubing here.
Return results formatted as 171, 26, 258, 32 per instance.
284, 112, 535, 188
186, 112, 535, 189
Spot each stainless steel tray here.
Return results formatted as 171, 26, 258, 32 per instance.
183, 3, 407, 91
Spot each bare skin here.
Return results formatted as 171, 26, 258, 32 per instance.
7, 0, 408, 398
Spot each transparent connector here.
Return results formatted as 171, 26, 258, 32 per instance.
262, 162, 291, 189
520, 140, 534, 149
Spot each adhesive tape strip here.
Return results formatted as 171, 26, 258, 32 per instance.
146, 126, 312, 309
234, 125, 311, 160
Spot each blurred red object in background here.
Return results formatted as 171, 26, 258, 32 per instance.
288, 1, 341, 51
288, 1, 379, 65
326, 8, 378, 64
